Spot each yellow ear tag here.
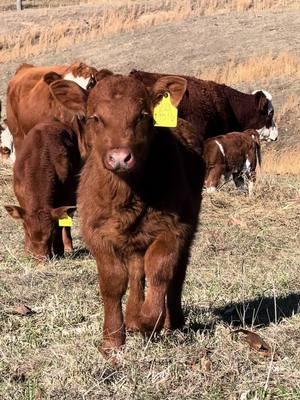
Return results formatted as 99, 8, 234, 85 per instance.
153, 92, 178, 128
58, 215, 73, 227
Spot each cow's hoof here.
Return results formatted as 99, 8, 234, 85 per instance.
125, 317, 140, 333
139, 308, 165, 336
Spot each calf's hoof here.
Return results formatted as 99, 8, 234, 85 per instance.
139, 305, 165, 336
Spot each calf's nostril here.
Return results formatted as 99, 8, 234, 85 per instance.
124, 153, 132, 164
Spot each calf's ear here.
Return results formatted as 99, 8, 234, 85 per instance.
51, 206, 76, 220
4, 205, 25, 220
44, 72, 62, 85
49, 80, 88, 116
95, 69, 114, 82
152, 76, 187, 108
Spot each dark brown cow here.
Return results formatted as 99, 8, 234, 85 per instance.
6, 61, 97, 155
203, 129, 261, 193
130, 70, 278, 142
48, 73, 204, 353
5, 120, 81, 260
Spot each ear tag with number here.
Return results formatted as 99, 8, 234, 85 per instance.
58, 215, 73, 227
153, 92, 178, 128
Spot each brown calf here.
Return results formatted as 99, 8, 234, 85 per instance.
49, 73, 204, 353
5, 120, 81, 260
203, 129, 261, 193
6, 61, 97, 156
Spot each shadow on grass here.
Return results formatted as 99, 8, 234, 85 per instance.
186, 292, 300, 332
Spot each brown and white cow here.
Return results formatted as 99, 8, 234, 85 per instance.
6, 61, 97, 155
5, 120, 81, 260
130, 70, 278, 142
48, 73, 204, 353
203, 129, 261, 194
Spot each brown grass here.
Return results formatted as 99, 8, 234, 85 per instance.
1, 0, 300, 62
262, 148, 300, 176
199, 52, 300, 86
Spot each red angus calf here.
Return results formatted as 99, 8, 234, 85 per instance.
5, 121, 81, 260
203, 129, 261, 193
48, 73, 204, 353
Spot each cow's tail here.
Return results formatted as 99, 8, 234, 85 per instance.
256, 142, 261, 167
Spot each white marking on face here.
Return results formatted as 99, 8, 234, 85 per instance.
256, 120, 278, 141
252, 89, 272, 101
215, 140, 225, 157
0, 125, 15, 164
63, 72, 91, 89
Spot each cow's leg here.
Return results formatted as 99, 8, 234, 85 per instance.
164, 247, 190, 330
52, 227, 64, 257
62, 227, 73, 253
233, 172, 245, 190
139, 232, 179, 335
205, 164, 224, 192
97, 252, 128, 352
125, 254, 145, 332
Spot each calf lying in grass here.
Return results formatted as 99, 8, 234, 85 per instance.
5, 120, 81, 260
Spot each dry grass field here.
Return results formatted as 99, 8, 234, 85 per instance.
0, 1, 300, 399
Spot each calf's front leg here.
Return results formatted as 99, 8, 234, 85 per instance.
139, 232, 179, 335
62, 227, 73, 253
97, 251, 128, 353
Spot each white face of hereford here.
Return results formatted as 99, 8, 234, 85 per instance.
63, 72, 91, 90
0, 125, 15, 164
252, 89, 279, 141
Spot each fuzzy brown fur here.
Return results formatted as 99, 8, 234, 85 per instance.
130, 70, 274, 140
4, 120, 81, 259
6, 62, 97, 156
49, 73, 204, 352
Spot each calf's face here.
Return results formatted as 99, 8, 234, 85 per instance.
4, 205, 75, 260
48, 74, 187, 175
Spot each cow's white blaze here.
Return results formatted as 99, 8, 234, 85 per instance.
63, 72, 91, 90
215, 140, 225, 157
252, 89, 279, 141
206, 186, 217, 193
0, 125, 15, 164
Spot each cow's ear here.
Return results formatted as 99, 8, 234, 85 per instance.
95, 69, 113, 82
50, 206, 76, 220
4, 205, 25, 220
44, 72, 62, 85
49, 80, 88, 115
254, 91, 268, 114
152, 76, 187, 107
71, 115, 91, 160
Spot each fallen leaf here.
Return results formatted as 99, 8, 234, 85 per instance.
233, 328, 278, 359
13, 304, 36, 316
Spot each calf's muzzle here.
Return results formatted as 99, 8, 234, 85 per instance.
104, 148, 135, 172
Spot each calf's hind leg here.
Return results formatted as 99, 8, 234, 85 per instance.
139, 232, 179, 335
62, 227, 73, 253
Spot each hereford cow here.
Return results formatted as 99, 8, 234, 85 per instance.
48, 73, 204, 353
5, 120, 81, 260
6, 61, 97, 155
130, 70, 278, 142
203, 129, 261, 193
